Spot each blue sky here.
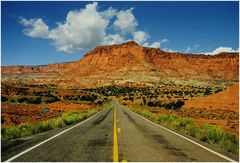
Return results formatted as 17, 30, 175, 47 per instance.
2, 1, 239, 66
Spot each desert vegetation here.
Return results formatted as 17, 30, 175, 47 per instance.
1, 82, 110, 127
1, 81, 238, 149
130, 108, 239, 155
1, 81, 112, 140
84, 84, 226, 102
1, 108, 101, 140
116, 82, 239, 136
146, 100, 185, 110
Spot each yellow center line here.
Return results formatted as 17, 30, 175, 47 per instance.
113, 105, 119, 162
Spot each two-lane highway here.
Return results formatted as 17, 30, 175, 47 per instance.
2, 102, 236, 162
116, 103, 232, 162
3, 107, 114, 162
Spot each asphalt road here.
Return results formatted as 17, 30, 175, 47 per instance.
2, 102, 236, 162
116, 104, 232, 162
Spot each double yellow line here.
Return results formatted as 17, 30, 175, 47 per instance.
113, 105, 119, 162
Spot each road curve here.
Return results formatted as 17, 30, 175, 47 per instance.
2, 102, 235, 162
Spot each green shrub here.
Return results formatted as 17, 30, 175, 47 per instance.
17, 97, 42, 104
63, 114, 78, 125
174, 100, 185, 110
17, 97, 29, 103
157, 114, 180, 125
34, 120, 54, 133
1, 126, 21, 140
62, 111, 89, 125
185, 123, 198, 137
18, 123, 33, 137
196, 125, 224, 144
1, 96, 9, 102
176, 118, 194, 130
53, 117, 66, 128
1, 108, 101, 140
10, 99, 16, 103
220, 132, 239, 154
131, 108, 239, 155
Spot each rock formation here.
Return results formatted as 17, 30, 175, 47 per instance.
1, 41, 239, 87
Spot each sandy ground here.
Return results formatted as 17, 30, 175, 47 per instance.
182, 83, 239, 135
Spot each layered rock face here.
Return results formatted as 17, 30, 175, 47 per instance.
64, 41, 239, 81
146, 51, 239, 81
64, 41, 152, 77
1, 62, 71, 75
1, 41, 239, 87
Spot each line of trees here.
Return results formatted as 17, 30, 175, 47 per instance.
146, 100, 185, 110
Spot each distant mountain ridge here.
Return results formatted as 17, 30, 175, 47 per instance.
2, 62, 71, 75
1, 41, 239, 87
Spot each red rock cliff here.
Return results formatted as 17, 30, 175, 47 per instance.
63, 41, 239, 81
2, 41, 239, 84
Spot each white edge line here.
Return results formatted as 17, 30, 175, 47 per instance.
4, 106, 112, 162
130, 110, 237, 162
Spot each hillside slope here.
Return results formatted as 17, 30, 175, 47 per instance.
184, 82, 239, 111
182, 83, 239, 134
1, 41, 239, 87
63, 41, 238, 80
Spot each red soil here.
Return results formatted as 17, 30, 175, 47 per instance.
130, 83, 239, 135
182, 83, 239, 135
184, 83, 239, 112
1, 102, 97, 126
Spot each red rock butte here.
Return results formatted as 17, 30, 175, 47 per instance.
2, 41, 239, 87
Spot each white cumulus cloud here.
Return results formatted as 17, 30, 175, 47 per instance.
18, 3, 237, 56
103, 34, 125, 45
162, 48, 178, 53
101, 7, 117, 19
133, 31, 149, 44
19, 2, 171, 53
144, 42, 161, 48
113, 8, 138, 34
203, 47, 239, 55
143, 39, 169, 48
160, 38, 169, 44
20, 2, 110, 53
19, 17, 50, 38
48, 2, 109, 53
